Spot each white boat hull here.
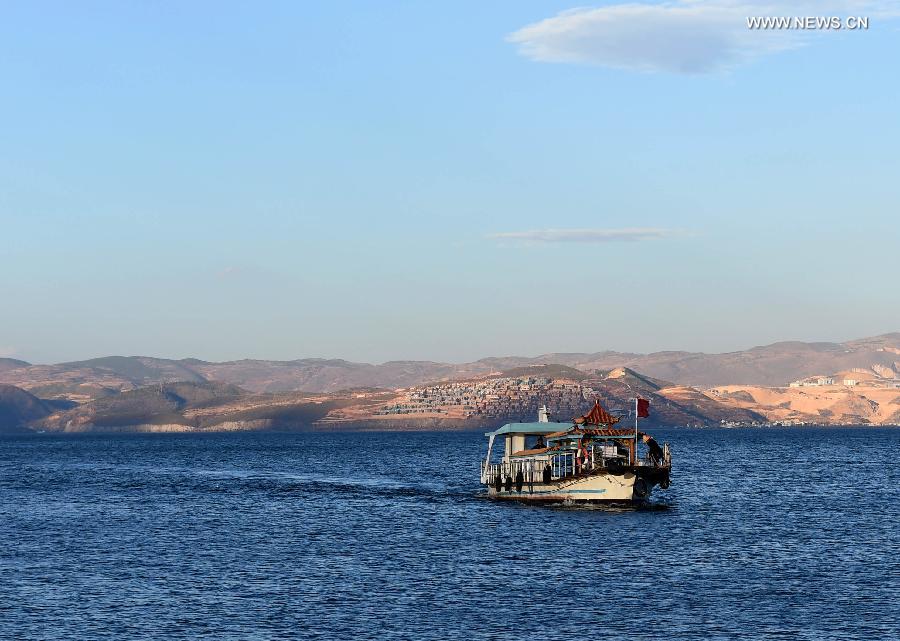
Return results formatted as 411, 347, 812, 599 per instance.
486, 468, 662, 503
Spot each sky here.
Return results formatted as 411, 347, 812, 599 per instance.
2, 1, 898, 364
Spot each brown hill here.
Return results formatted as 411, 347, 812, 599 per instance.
707, 383, 900, 425
1, 333, 897, 396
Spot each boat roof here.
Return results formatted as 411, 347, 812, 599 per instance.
510, 446, 555, 457
485, 422, 572, 437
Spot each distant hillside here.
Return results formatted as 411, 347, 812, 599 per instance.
0, 384, 54, 433
583, 368, 766, 427
498, 364, 589, 381
616, 335, 900, 386
30, 382, 396, 433
1, 332, 897, 396
195, 358, 476, 393
36, 381, 245, 431
58, 356, 206, 384
0, 358, 30, 372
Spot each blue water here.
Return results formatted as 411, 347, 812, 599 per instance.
2, 428, 899, 640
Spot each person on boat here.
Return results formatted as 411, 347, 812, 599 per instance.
639, 432, 664, 466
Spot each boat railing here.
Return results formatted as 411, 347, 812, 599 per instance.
482, 459, 551, 486
548, 449, 629, 479
482, 455, 582, 486
635, 442, 672, 468
483, 442, 671, 486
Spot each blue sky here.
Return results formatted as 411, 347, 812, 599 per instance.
2, 1, 898, 364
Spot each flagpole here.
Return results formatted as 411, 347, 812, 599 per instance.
634, 397, 639, 464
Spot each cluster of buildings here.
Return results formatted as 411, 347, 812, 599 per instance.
719, 419, 806, 427
789, 377, 837, 388
374, 376, 591, 420
789, 367, 899, 389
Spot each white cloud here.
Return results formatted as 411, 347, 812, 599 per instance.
489, 227, 679, 243
508, 1, 900, 74
216, 266, 240, 279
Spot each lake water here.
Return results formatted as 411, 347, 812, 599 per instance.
2, 428, 899, 640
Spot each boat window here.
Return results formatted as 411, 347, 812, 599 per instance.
525, 435, 547, 449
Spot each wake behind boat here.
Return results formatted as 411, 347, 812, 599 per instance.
480, 399, 671, 504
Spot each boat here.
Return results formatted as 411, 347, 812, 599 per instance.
479, 399, 671, 504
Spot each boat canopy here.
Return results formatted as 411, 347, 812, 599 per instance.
575, 400, 621, 426
546, 426, 636, 442
484, 422, 568, 437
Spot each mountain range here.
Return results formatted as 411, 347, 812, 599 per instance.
1, 333, 898, 433
4, 368, 764, 434
1, 333, 897, 399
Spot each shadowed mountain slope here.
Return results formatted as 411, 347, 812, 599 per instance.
0, 384, 55, 433
36, 382, 245, 431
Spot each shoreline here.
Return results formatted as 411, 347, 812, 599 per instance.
9, 421, 898, 436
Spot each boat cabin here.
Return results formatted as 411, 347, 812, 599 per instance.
480, 402, 671, 497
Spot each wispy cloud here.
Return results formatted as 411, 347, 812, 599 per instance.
508, 1, 900, 74
216, 266, 241, 280
489, 227, 679, 244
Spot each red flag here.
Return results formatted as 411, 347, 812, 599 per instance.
637, 398, 650, 418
